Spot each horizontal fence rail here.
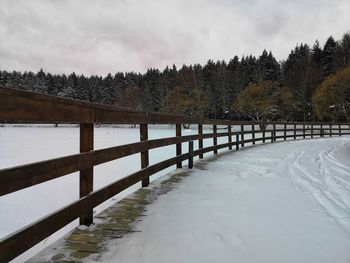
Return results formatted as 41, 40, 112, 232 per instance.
0, 87, 349, 262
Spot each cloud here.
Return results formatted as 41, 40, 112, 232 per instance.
0, 0, 349, 75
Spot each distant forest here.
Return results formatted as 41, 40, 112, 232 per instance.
1, 33, 350, 122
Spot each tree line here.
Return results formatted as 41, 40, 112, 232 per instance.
1, 33, 349, 122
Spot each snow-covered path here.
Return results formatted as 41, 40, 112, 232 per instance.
100, 137, 350, 263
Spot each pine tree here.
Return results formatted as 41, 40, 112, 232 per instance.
225, 56, 241, 117
215, 60, 229, 118
340, 33, 350, 66
46, 73, 58, 96
77, 75, 90, 101
67, 72, 79, 99
6, 71, 23, 89
89, 76, 103, 103
101, 73, 116, 104
282, 44, 313, 120
256, 50, 280, 82
239, 55, 257, 88
0, 71, 7, 86
202, 60, 220, 118
311, 42, 324, 81
142, 69, 163, 111
321, 36, 339, 76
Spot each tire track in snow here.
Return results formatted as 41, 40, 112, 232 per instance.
318, 142, 350, 190
316, 142, 350, 219
286, 139, 350, 235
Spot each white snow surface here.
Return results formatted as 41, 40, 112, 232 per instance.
0, 125, 228, 263
98, 137, 350, 263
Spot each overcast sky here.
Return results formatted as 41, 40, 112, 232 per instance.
0, 0, 349, 76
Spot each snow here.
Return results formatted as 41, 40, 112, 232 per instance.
0, 125, 228, 263
98, 137, 350, 263
1, 126, 348, 263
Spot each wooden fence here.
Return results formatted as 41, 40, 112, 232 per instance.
0, 87, 349, 262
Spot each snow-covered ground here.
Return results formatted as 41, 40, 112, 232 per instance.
1, 126, 348, 263
99, 137, 350, 263
0, 125, 231, 263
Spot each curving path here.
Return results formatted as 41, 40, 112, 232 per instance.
99, 137, 350, 263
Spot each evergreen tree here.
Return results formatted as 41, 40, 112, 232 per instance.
142, 69, 163, 111
101, 73, 116, 104
0, 71, 7, 86
202, 60, 220, 118
309, 40, 325, 100
239, 55, 257, 89
46, 73, 56, 95
321, 36, 339, 76
215, 60, 229, 118
340, 33, 350, 66
67, 72, 79, 99
77, 75, 90, 101
256, 50, 280, 82
282, 44, 313, 121
225, 56, 241, 117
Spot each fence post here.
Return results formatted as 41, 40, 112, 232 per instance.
198, 124, 203, 159
311, 124, 314, 138
339, 124, 342, 136
271, 130, 274, 143
294, 124, 296, 140
176, 124, 182, 168
140, 124, 149, 187
228, 125, 232, 150
188, 141, 194, 169
241, 125, 245, 147
236, 134, 239, 150
213, 124, 218, 154
284, 124, 287, 141
303, 124, 306, 139
320, 124, 323, 138
252, 125, 255, 145
79, 123, 94, 226
330, 124, 332, 137
262, 125, 266, 143
273, 123, 276, 142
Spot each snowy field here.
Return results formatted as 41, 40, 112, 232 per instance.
99, 137, 350, 263
1, 126, 349, 263
0, 125, 232, 263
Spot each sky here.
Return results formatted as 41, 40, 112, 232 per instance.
0, 0, 349, 76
